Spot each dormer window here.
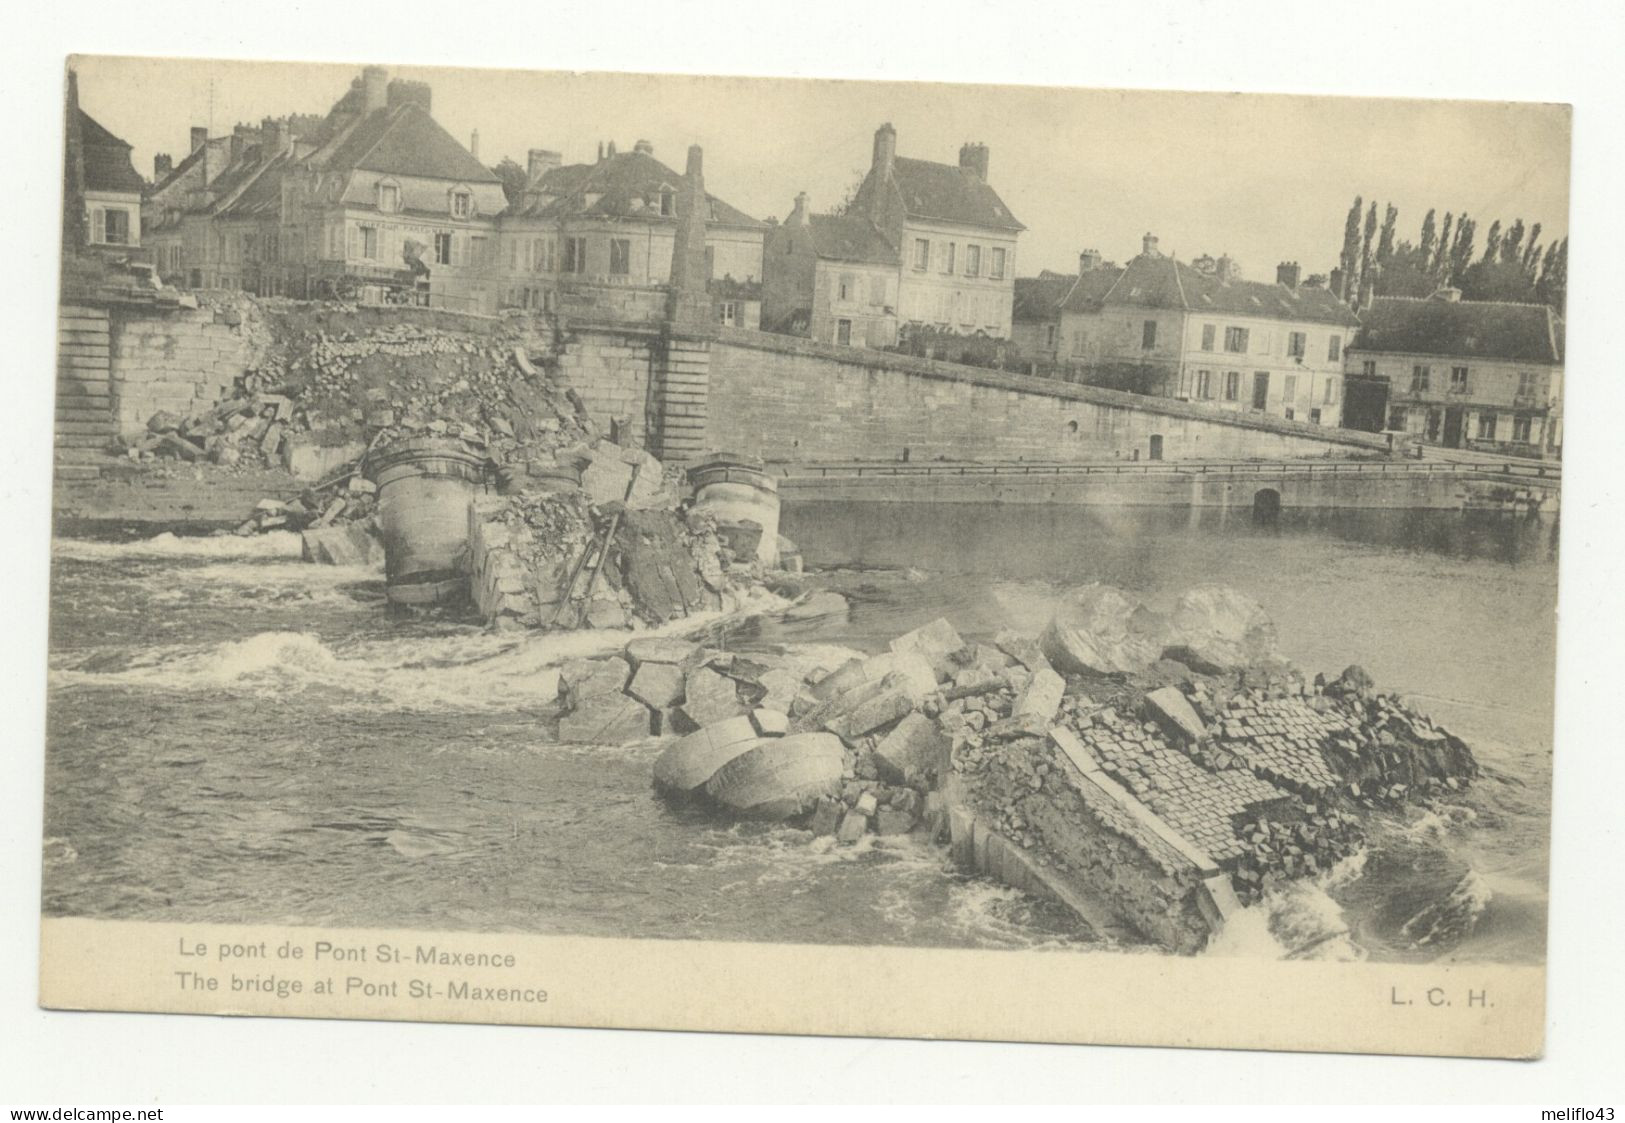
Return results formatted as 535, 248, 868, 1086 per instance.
450, 189, 472, 219
659, 188, 676, 217
378, 180, 400, 213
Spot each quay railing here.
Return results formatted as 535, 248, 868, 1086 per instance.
770, 457, 1561, 485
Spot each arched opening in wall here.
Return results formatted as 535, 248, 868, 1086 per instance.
1149, 434, 1163, 460
1252, 488, 1282, 525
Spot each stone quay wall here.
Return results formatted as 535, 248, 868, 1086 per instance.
703, 329, 1387, 465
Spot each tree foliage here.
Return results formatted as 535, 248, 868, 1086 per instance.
490, 158, 528, 207
1330, 196, 1566, 313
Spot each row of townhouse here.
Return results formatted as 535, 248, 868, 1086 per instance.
1013, 240, 1359, 426
1013, 240, 1564, 455
141, 67, 765, 323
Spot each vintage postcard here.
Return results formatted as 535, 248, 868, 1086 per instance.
42, 55, 1565, 1058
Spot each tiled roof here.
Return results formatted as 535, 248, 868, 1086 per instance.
1059, 267, 1125, 315
805, 213, 899, 265
215, 150, 293, 219
77, 109, 145, 194
1352, 296, 1561, 363
1012, 271, 1076, 323
884, 156, 1024, 231
312, 104, 498, 184
507, 150, 761, 227
1101, 254, 1361, 327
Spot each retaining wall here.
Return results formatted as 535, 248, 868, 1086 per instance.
107, 305, 255, 437
704, 329, 1387, 465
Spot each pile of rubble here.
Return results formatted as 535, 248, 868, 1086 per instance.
542, 580, 1480, 950
134, 308, 584, 474
464, 440, 754, 632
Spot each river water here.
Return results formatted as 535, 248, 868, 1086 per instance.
42, 502, 1557, 962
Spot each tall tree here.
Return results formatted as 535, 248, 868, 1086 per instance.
1501, 218, 1526, 264
1434, 212, 1455, 275
1521, 223, 1544, 274
1418, 209, 1438, 263
1482, 219, 1503, 263
1451, 216, 1477, 280
1338, 195, 1364, 299
1377, 203, 1399, 265
1536, 237, 1567, 313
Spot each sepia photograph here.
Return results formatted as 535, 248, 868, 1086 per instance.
37, 48, 1571, 1060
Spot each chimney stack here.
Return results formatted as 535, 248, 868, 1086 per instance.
633, 139, 653, 156
1216, 254, 1237, 284
872, 123, 896, 178
789, 191, 810, 227
1142, 233, 1160, 258
362, 66, 388, 113
190, 126, 207, 153
469, 129, 480, 159
597, 141, 605, 162
527, 148, 561, 184
229, 124, 251, 164
1330, 267, 1346, 299
958, 142, 990, 181
1276, 261, 1302, 289
607, 140, 618, 158
154, 153, 173, 180
1079, 249, 1103, 274
387, 78, 432, 113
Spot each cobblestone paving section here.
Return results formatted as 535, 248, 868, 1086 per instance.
1072, 709, 1287, 865
1210, 696, 1350, 797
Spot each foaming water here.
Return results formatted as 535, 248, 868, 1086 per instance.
53, 531, 305, 560
43, 504, 1554, 960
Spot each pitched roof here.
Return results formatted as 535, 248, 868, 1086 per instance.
1060, 266, 1126, 314
1352, 296, 1562, 363
77, 108, 145, 194
507, 149, 761, 227
887, 155, 1024, 231
805, 213, 898, 265
215, 150, 293, 219
1099, 253, 1360, 327
311, 104, 498, 184
1012, 271, 1078, 323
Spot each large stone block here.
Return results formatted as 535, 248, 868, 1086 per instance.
1039, 583, 1170, 676
627, 661, 686, 710
888, 617, 964, 676
677, 666, 746, 728
1013, 668, 1065, 724
300, 524, 382, 568
872, 711, 947, 784
558, 693, 653, 744
559, 656, 630, 703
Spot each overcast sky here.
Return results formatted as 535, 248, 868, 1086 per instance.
73, 55, 1571, 281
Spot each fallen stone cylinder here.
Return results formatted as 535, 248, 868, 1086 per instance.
367, 436, 488, 606
703, 732, 846, 819
689, 454, 781, 567
653, 715, 764, 793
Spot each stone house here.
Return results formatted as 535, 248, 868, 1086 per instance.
761, 193, 901, 346
1348, 292, 1564, 458
496, 140, 766, 327
767, 125, 1023, 347
71, 99, 145, 256
1033, 237, 1360, 427
145, 68, 507, 312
